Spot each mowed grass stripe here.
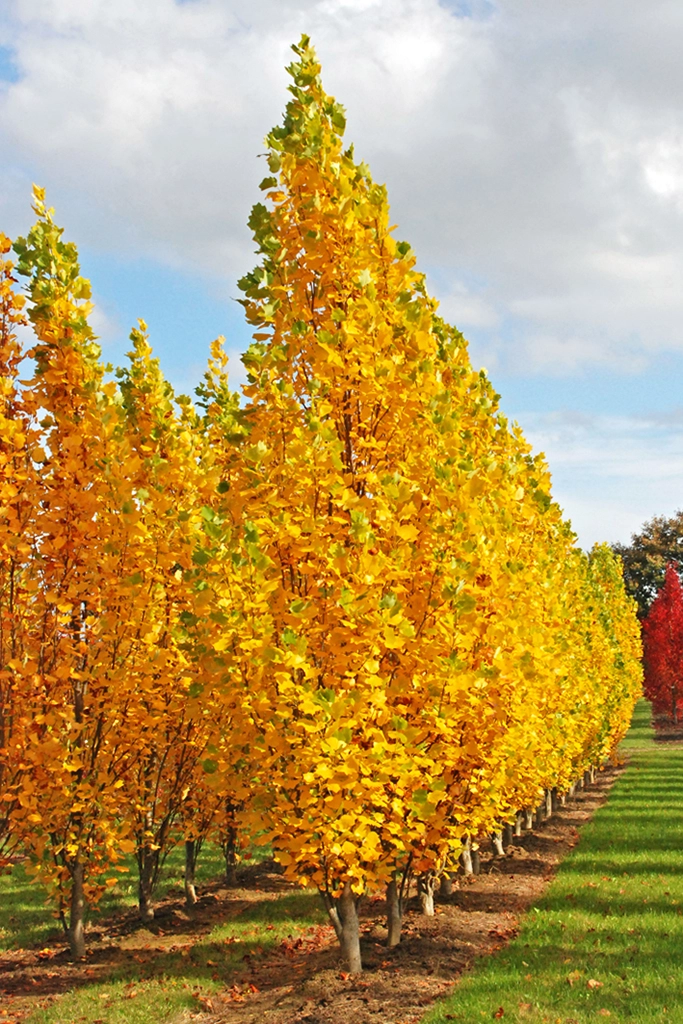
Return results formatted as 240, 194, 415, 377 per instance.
426, 700, 683, 1023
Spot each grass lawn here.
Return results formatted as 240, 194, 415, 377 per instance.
426, 699, 683, 1023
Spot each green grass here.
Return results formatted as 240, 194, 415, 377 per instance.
0, 841, 230, 952
25, 891, 326, 1024
426, 699, 683, 1023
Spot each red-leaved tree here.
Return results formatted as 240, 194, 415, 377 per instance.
642, 562, 683, 722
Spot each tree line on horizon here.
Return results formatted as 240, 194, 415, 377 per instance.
0, 37, 643, 972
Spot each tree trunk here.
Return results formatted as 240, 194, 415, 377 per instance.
583, 770, 591, 787
503, 822, 514, 847
524, 808, 534, 830
338, 885, 362, 972
66, 861, 86, 959
514, 812, 523, 837
551, 788, 559, 812
321, 883, 362, 973
184, 839, 198, 908
491, 830, 505, 857
418, 872, 437, 916
224, 840, 238, 886
439, 873, 453, 897
559, 791, 567, 807
222, 803, 239, 886
545, 789, 553, 819
460, 840, 473, 875
386, 879, 402, 946
138, 845, 158, 923
569, 782, 577, 799
471, 848, 481, 875
590, 766, 596, 784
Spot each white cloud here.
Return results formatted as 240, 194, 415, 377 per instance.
521, 410, 683, 548
5, 0, 683, 377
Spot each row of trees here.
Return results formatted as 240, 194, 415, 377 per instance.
0, 37, 642, 972
613, 512, 683, 618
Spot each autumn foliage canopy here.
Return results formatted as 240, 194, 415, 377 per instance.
642, 563, 683, 723
0, 37, 643, 969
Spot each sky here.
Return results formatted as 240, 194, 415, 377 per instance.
2, 0, 683, 549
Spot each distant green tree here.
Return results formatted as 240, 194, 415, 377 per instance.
613, 511, 683, 618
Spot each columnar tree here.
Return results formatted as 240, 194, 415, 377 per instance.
200, 36, 643, 970
0, 232, 35, 862
8, 191, 141, 956
642, 563, 683, 723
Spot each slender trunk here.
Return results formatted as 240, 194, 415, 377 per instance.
66, 861, 86, 959
551, 788, 559, 812
321, 883, 362, 973
184, 839, 198, 908
439, 873, 453, 897
569, 782, 577, 799
503, 822, 514, 847
545, 789, 553, 819
386, 879, 402, 947
559, 791, 567, 807
514, 812, 523, 837
590, 767, 596, 784
583, 770, 591, 788
223, 803, 238, 886
471, 848, 481, 875
491, 830, 505, 857
524, 808, 534, 830
460, 838, 473, 875
418, 872, 437, 916
138, 845, 158, 923
224, 839, 238, 886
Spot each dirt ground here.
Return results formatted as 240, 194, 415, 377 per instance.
0, 767, 622, 1024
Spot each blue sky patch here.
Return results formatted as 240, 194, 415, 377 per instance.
0, 45, 19, 84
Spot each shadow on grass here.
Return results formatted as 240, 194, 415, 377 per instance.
2, 889, 328, 1001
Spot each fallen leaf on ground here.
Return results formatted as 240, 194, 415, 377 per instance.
587, 979, 603, 990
